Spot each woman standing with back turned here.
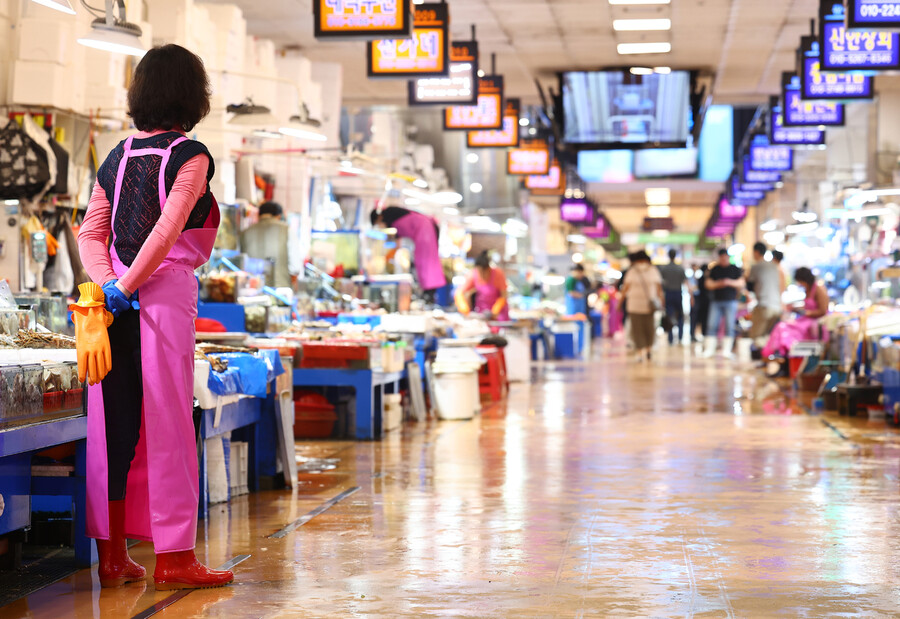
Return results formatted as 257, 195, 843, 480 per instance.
77, 45, 233, 590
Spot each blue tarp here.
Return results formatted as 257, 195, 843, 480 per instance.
206, 349, 284, 398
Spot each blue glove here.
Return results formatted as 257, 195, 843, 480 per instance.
102, 280, 133, 319
130, 290, 140, 311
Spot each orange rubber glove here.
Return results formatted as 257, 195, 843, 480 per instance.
69, 282, 113, 385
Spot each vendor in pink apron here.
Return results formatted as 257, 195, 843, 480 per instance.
77, 45, 233, 590
455, 251, 510, 321
371, 206, 447, 301
762, 266, 829, 363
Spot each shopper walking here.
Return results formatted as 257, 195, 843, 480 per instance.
455, 251, 509, 320
703, 249, 745, 358
746, 242, 782, 346
564, 263, 592, 316
78, 45, 233, 590
690, 263, 709, 342
658, 248, 687, 345
621, 250, 662, 362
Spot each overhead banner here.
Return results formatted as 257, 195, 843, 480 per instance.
466, 97, 519, 147
444, 75, 504, 130
367, 3, 449, 78
798, 37, 874, 100
769, 97, 826, 146
847, 0, 900, 29
408, 41, 478, 105
559, 198, 595, 224
820, 0, 900, 71
313, 0, 412, 40
507, 140, 550, 175
742, 156, 782, 184
781, 73, 845, 126
749, 138, 793, 172
525, 163, 565, 195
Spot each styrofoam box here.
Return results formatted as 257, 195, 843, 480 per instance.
84, 86, 128, 114
16, 18, 73, 65
12, 60, 68, 108
84, 49, 126, 88
147, 0, 192, 45
0, 0, 12, 19
202, 3, 245, 37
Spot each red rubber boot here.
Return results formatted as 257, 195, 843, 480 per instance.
153, 550, 234, 590
97, 500, 146, 587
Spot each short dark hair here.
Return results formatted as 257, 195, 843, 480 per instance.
128, 45, 211, 132
668, 248, 677, 261
753, 241, 767, 256
573, 263, 585, 272
632, 250, 651, 263
794, 267, 816, 286
259, 201, 283, 217
717, 248, 729, 257
474, 251, 491, 269
771, 250, 784, 262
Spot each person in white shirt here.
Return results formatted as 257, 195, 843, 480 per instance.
621, 250, 663, 362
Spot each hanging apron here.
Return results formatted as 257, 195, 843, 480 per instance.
473, 269, 509, 321
392, 211, 447, 291
86, 136, 219, 552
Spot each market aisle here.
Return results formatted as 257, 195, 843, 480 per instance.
6, 343, 900, 618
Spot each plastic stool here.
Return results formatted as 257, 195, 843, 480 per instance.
554, 332, 576, 359
477, 347, 505, 402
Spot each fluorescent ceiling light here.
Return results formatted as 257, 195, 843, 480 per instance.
645, 187, 670, 206
647, 205, 670, 218
78, 20, 146, 57
567, 234, 587, 244
652, 230, 670, 238
31, 0, 75, 14
609, 0, 670, 4
613, 18, 672, 31
654, 66, 672, 74
252, 129, 283, 139
519, 118, 530, 126
617, 42, 671, 55
760, 219, 779, 232
432, 191, 464, 205
466, 152, 479, 164
279, 125, 327, 141
469, 182, 483, 194
228, 101, 278, 126
630, 67, 653, 75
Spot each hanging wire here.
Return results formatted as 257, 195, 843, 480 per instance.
80, 0, 105, 19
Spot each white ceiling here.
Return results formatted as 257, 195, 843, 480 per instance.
205, 0, 821, 105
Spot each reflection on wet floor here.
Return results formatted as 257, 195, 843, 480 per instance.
4, 342, 900, 617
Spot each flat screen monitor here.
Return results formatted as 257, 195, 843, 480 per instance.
560, 70, 692, 148
576, 150, 634, 183
634, 148, 698, 178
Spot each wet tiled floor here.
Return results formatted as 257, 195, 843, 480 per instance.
4, 343, 900, 617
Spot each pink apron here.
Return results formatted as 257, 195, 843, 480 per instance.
473, 269, 509, 321
392, 211, 447, 291
86, 135, 218, 552
762, 292, 825, 358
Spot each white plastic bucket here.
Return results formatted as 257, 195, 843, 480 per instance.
737, 338, 753, 364
433, 371, 479, 420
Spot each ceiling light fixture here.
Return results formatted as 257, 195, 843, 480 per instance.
466, 152, 479, 164
647, 205, 671, 218
630, 67, 653, 75
77, 0, 146, 57
654, 66, 672, 74
613, 18, 672, 31
279, 104, 327, 141
609, 0, 670, 4
31, 0, 75, 14
469, 182, 483, 194
519, 118, 530, 126
228, 100, 279, 126
644, 187, 671, 206
252, 129, 283, 139
617, 42, 672, 55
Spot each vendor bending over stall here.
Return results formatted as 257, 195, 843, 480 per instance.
77, 45, 233, 590
455, 251, 509, 320
371, 206, 447, 299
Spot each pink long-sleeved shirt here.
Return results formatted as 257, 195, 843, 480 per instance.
78, 130, 209, 293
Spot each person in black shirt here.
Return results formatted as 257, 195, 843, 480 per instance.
702, 248, 745, 358
690, 264, 709, 342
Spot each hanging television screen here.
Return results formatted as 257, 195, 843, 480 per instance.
576, 150, 634, 183
798, 37, 874, 100
525, 163, 565, 195
314, 0, 412, 39
819, 0, 900, 72
742, 156, 782, 184
367, 3, 449, 78
507, 142, 551, 175
781, 73, 844, 127
633, 148, 698, 178
466, 98, 519, 147
847, 0, 900, 30
444, 75, 504, 130
559, 199, 595, 224
560, 70, 692, 148
769, 97, 826, 146
408, 41, 478, 106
